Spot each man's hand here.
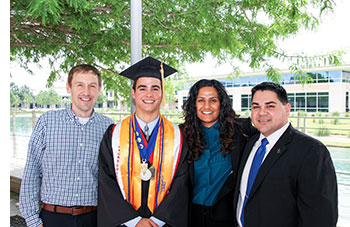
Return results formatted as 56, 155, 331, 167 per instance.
135, 218, 159, 227
38, 225, 43, 227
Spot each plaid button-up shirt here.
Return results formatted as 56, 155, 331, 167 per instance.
19, 105, 114, 227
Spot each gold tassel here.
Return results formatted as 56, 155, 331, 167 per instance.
160, 62, 165, 108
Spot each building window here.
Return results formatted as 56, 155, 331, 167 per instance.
241, 94, 251, 111
295, 93, 306, 111
229, 95, 233, 106
317, 72, 329, 83
343, 71, 350, 83
318, 92, 329, 112
329, 71, 341, 82
288, 93, 295, 112
281, 74, 294, 85
307, 93, 317, 112
288, 92, 329, 112
182, 96, 188, 106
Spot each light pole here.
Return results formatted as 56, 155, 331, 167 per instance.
130, 0, 142, 113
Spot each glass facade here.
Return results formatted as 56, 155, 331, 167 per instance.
242, 92, 329, 112
285, 92, 328, 112
215, 70, 349, 88
179, 68, 349, 112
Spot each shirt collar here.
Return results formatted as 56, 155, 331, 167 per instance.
201, 120, 219, 131
66, 104, 96, 121
135, 114, 160, 134
258, 122, 290, 148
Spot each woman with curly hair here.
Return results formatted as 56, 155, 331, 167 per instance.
181, 79, 257, 227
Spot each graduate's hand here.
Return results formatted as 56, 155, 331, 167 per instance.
135, 218, 159, 227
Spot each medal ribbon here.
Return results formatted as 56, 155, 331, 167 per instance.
133, 114, 160, 163
115, 115, 182, 213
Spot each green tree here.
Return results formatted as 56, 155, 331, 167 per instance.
10, 92, 21, 107
47, 88, 62, 106
35, 90, 50, 107
35, 89, 61, 107
23, 92, 34, 108
10, 82, 34, 107
96, 93, 107, 105
10, 82, 21, 107
11, 0, 342, 103
19, 85, 34, 108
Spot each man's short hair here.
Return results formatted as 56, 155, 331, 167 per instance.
68, 64, 101, 87
251, 82, 289, 104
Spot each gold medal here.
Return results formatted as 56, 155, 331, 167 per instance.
140, 161, 152, 181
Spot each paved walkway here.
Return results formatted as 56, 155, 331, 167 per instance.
10, 192, 25, 227
10, 192, 21, 216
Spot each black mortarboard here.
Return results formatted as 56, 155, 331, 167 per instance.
119, 56, 177, 81
120, 56, 177, 107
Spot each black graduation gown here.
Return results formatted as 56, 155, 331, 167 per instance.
98, 124, 190, 227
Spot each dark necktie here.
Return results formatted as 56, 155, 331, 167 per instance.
240, 138, 269, 226
144, 124, 150, 141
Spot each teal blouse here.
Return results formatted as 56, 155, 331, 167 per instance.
192, 121, 232, 206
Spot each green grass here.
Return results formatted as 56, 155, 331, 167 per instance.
289, 117, 350, 137
317, 140, 350, 147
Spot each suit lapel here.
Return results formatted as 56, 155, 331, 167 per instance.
233, 134, 259, 206
236, 133, 259, 188
248, 125, 294, 199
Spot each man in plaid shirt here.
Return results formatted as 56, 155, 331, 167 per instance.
19, 64, 114, 227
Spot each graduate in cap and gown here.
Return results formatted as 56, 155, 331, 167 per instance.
98, 56, 190, 227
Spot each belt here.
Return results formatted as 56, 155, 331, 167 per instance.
42, 203, 97, 215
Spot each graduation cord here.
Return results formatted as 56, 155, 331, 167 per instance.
127, 118, 134, 203
154, 118, 165, 210
128, 115, 165, 210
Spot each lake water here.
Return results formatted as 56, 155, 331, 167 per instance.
10, 114, 350, 226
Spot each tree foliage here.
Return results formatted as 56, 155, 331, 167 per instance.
35, 88, 62, 107
10, 82, 34, 107
11, 0, 341, 100
96, 93, 107, 104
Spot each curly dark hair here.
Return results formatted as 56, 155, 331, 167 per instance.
181, 79, 239, 163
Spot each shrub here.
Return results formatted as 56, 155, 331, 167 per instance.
332, 112, 340, 125
297, 111, 306, 116
316, 127, 331, 137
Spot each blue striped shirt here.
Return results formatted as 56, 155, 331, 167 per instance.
19, 105, 114, 227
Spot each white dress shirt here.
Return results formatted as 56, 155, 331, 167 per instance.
236, 122, 290, 227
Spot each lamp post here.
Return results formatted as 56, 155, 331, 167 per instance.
130, 0, 142, 113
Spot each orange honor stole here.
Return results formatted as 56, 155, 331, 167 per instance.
111, 114, 183, 213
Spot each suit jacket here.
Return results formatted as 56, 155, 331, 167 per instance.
234, 124, 338, 227
189, 118, 257, 223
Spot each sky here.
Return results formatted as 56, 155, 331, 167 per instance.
9, 0, 350, 93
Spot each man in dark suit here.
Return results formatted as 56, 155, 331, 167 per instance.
235, 82, 338, 227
